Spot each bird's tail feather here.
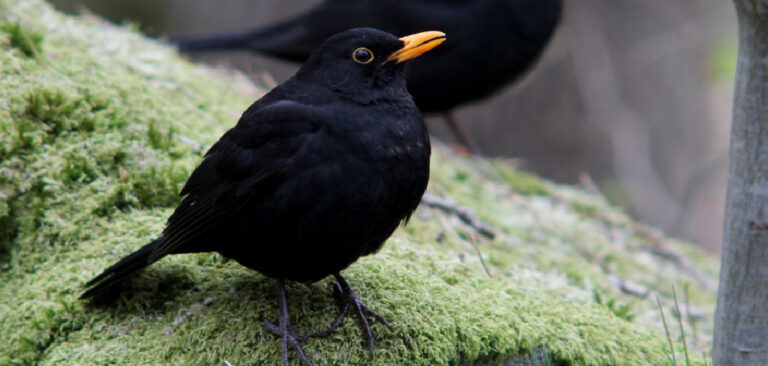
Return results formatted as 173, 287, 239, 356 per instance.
173, 31, 256, 53
80, 239, 160, 299
172, 20, 314, 62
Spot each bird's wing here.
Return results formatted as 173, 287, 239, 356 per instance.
149, 101, 323, 259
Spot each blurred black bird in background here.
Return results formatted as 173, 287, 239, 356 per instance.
81, 28, 444, 366
174, 0, 563, 154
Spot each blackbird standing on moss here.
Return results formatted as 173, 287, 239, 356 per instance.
173, 0, 563, 153
80, 28, 445, 366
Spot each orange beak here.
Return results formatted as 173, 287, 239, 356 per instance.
385, 31, 446, 64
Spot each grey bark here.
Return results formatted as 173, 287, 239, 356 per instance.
713, 1, 768, 364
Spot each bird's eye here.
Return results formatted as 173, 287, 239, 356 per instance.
352, 47, 374, 64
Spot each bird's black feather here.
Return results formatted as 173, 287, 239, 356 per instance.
173, 0, 562, 114
82, 28, 435, 363
82, 27, 430, 292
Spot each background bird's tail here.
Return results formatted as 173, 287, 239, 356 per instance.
172, 20, 316, 62
80, 239, 160, 299
173, 31, 256, 53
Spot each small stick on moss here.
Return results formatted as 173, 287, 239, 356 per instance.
469, 231, 492, 278
671, 285, 690, 366
433, 210, 492, 277
421, 192, 497, 239
634, 226, 714, 291
175, 134, 207, 152
656, 294, 677, 366
609, 275, 649, 298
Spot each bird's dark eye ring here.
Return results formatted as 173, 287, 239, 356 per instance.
352, 47, 374, 64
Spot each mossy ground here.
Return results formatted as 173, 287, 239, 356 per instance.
0, 1, 717, 365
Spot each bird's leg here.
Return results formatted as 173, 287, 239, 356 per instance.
263, 279, 314, 366
328, 273, 394, 356
442, 112, 482, 155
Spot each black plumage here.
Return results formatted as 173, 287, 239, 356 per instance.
174, 0, 563, 153
81, 28, 445, 366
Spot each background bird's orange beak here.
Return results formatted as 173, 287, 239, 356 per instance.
385, 31, 446, 64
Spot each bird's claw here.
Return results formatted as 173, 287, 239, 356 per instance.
263, 275, 393, 365
331, 275, 394, 357
263, 318, 313, 366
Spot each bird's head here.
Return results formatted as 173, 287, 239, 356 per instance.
295, 27, 445, 103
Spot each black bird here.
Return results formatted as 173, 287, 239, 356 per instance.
81, 28, 444, 366
173, 0, 563, 153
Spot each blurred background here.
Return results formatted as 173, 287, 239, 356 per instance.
49, 0, 737, 252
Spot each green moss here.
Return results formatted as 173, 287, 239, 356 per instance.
492, 163, 550, 196
1, 21, 43, 58
0, 0, 717, 365
595, 291, 637, 322
570, 200, 602, 219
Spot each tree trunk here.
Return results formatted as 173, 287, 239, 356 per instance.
713, 1, 768, 364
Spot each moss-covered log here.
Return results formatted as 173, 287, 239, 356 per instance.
0, 1, 717, 364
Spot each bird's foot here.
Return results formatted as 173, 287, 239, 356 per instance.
327, 273, 394, 356
264, 279, 316, 366
263, 318, 314, 366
